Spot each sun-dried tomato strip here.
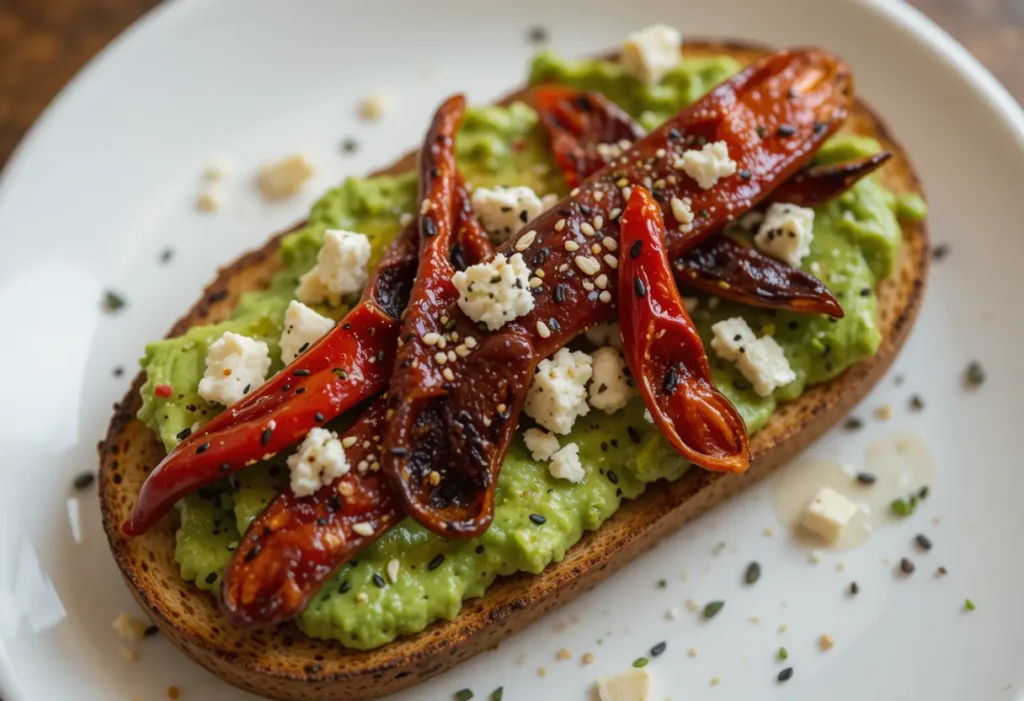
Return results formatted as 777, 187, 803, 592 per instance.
618, 187, 750, 471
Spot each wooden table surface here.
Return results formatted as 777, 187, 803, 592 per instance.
0, 0, 1021, 167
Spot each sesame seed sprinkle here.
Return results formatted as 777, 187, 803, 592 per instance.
580, 222, 596, 237
575, 256, 601, 275
537, 321, 551, 338
516, 230, 537, 251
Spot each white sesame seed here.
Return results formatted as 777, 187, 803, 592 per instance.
386, 558, 400, 583
609, 208, 622, 220
555, 219, 566, 232
437, 336, 447, 349
580, 222, 596, 237
496, 403, 507, 413
599, 291, 612, 303
446, 350, 455, 362
616, 178, 629, 188
420, 198, 432, 215
464, 336, 477, 349
593, 215, 604, 230
353, 522, 374, 537
582, 280, 595, 291
621, 186, 632, 200
618, 139, 631, 150
558, 263, 568, 272
570, 188, 580, 196
450, 331, 459, 341
575, 256, 601, 275
530, 277, 543, 288
422, 332, 441, 346
604, 254, 618, 269
591, 243, 602, 255
537, 321, 551, 338
602, 236, 617, 251
455, 344, 470, 357
434, 352, 447, 365
442, 368, 455, 382
342, 436, 358, 448
536, 270, 545, 278
399, 213, 414, 226
594, 191, 604, 202
595, 274, 608, 290
516, 230, 537, 251
656, 148, 667, 158
562, 241, 579, 254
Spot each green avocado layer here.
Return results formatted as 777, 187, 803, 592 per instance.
139, 52, 924, 649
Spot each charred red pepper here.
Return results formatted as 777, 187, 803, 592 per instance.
219, 100, 496, 625
673, 237, 844, 317
534, 84, 847, 317
618, 187, 750, 471
386, 49, 850, 538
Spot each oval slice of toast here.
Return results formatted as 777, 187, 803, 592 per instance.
98, 40, 929, 701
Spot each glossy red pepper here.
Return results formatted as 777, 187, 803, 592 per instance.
382, 49, 851, 538
534, 85, 846, 317
218, 99, 496, 626
618, 187, 750, 471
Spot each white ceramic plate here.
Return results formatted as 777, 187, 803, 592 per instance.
1, 0, 1022, 699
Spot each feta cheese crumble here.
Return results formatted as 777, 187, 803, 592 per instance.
585, 321, 623, 349
524, 348, 593, 434
800, 487, 858, 542
621, 24, 683, 84
596, 667, 651, 701
589, 347, 632, 413
676, 141, 737, 189
279, 300, 335, 363
754, 202, 816, 268
257, 154, 315, 200
112, 613, 149, 641
471, 185, 546, 243
737, 335, 796, 397
286, 427, 350, 497
452, 253, 535, 330
523, 427, 560, 462
549, 442, 585, 483
295, 229, 372, 305
197, 332, 271, 406
710, 317, 758, 363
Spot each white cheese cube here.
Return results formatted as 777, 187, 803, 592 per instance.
257, 154, 315, 200
549, 442, 585, 483
621, 24, 683, 84
585, 321, 623, 350
523, 428, 560, 462
589, 347, 632, 414
736, 335, 796, 397
754, 202, 816, 268
800, 487, 858, 542
470, 185, 546, 243
452, 253, 535, 331
286, 427, 350, 497
295, 229, 373, 305
524, 348, 593, 435
596, 668, 651, 701
676, 141, 737, 189
280, 300, 335, 363
710, 317, 757, 362
197, 332, 271, 407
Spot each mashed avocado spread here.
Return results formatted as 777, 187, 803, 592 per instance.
140, 52, 924, 649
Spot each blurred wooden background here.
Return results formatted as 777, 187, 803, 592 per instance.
0, 0, 1021, 168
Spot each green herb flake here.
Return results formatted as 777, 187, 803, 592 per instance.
632, 657, 649, 668
491, 688, 503, 701
454, 690, 474, 701
656, 578, 667, 588
890, 496, 917, 518
778, 646, 788, 660
102, 290, 127, 313
965, 598, 976, 611
703, 600, 725, 619
965, 361, 986, 388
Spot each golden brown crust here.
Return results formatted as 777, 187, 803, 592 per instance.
98, 40, 929, 701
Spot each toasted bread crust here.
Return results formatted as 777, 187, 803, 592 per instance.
98, 40, 929, 701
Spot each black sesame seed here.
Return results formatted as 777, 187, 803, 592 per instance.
931, 243, 950, 261
339, 580, 351, 594
650, 641, 667, 657
196, 442, 210, 454
744, 561, 762, 585
333, 368, 348, 380
856, 472, 877, 485
143, 624, 159, 637
607, 470, 619, 485
475, 544, 485, 554
422, 217, 437, 237
755, 125, 767, 138
314, 412, 324, 423
244, 545, 261, 562
634, 276, 646, 297
527, 25, 548, 44
849, 581, 860, 595
909, 394, 925, 411
293, 368, 311, 376
630, 240, 643, 259
529, 513, 546, 525
340, 137, 359, 154
390, 446, 408, 456
373, 573, 386, 588
205, 572, 218, 585
778, 667, 794, 682
428, 554, 445, 571
662, 367, 678, 394
316, 517, 327, 526
112, 365, 124, 377
738, 169, 752, 179
261, 428, 273, 446
554, 283, 567, 303
158, 247, 175, 264
844, 417, 864, 431
964, 361, 986, 387
918, 485, 930, 499
176, 427, 193, 441
102, 290, 127, 313
72, 471, 96, 490
296, 386, 306, 395
627, 426, 641, 444
915, 534, 933, 551
900, 557, 916, 574
777, 125, 797, 137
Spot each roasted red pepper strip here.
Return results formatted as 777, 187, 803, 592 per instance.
381, 49, 851, 538
219, 104, 497, 626
534, 85, 845, 317
770, 152, 891, 207
673, 237, 844, 317
123, 229, 417, 536
220, 396, 396, 626
619, 188, 750, 471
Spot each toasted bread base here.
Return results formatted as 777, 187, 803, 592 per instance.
98, 40, 929, 701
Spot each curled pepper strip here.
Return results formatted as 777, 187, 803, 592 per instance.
534, 85, 846, 317
770, 152, 892, 207
123, 229, 417, 536
673, 237, 844, 317
619, 188, 750, 471
381, 94, 532, 537
220, 397, 396, 626
219, 129, 496, 627
387, 48, 850, 538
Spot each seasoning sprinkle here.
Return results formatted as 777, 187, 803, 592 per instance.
632, 657, 649, 668
909, 394, 925, 411
778, 667, 794, 682
650, 641, 667, 657
526, 25, 548, 44
260, 428, 273, 446
931, 243, 950, 261
633, 276, 646, 297
529, 513, 546, 525
428, 554, 445, 571
776, 124, 797, 137
72, 471, 96, 490
844, 417, 864, 431
744, 561, 762, 585
630, 240, 643, 259
703, 600, 725, 619
964, 361, 986, 388
899, 557, 916, 574
849, 581, 860, 595
964, 598, 976, 611
915, 534, 933, 551
372, 573, 386, 588
778, 646, 788, 660
196, 442, 210, 454
856, 472, 877, 485
491, 688, 503, 701
455, 689, 474, 701
102, 290, 127, 313
205, 572, 218, 585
